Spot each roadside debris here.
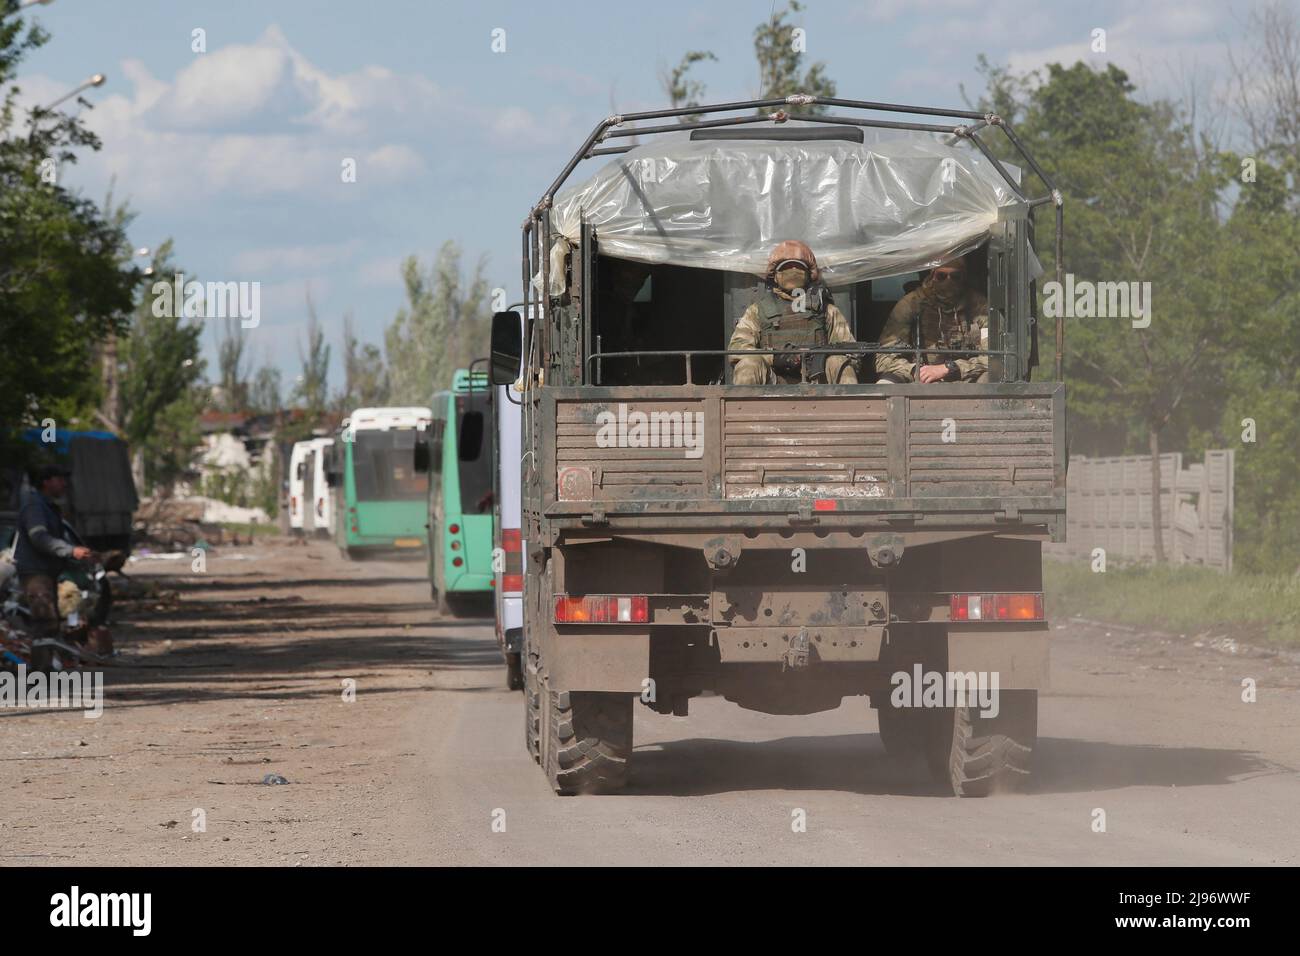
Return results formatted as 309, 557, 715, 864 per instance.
133, 496, 267, 551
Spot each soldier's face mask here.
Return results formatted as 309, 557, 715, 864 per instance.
774, 261, 811, 292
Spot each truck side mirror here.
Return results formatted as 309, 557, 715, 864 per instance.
413, 434, 430, 474
490, 310, 523, 386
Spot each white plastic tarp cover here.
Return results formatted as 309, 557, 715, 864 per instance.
547, 131, 1021, 289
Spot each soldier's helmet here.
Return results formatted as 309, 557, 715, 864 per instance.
764, 240, 821, 285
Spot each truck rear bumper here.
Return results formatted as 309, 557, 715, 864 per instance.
542, 622, 1049, 692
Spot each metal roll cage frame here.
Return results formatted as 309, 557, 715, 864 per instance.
518, 93, 1065, 385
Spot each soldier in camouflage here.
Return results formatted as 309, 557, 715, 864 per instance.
875, 257, 989, 384
729, 240, 858, 385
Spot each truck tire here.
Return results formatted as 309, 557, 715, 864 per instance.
505, 652, 523, 691
523, 656, 542, 764
542, 687, 633, 795
928, 690, 1037, 797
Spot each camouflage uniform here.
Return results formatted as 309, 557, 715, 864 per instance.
729, 240, 859, 385
875, 286, 990, 383
729, 291, 859, 384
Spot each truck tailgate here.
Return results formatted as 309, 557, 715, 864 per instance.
543, 383, 1065, 529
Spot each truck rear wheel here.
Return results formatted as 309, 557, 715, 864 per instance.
542, 686, 633, 795
523, 655, 542, 763
927, 690, 1037, 797
505, 652, 523, 691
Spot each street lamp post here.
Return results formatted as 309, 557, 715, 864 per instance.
41, 73, 106, 112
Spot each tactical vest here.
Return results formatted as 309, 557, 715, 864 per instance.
756, 286, 830, 382
913, 292, 980, 366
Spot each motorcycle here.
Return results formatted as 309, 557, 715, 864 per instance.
27, 550, 125, 672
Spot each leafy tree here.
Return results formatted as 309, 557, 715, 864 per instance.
248, 363, 282, 417
1221, 3, 1300, 572
291, 291, 331, 416
658, 2, 835, 119
340, 313, 389, 410
975, 61, 1233, 563
0, 1, 140, 434
214, 318, 251, 413
1228, 1, 1300, 200
753, 1, 836, 108
384, 242, 490, 406
971, 44, 1300, 572
1215, 186, 1300, 572
118, 240, 206, 494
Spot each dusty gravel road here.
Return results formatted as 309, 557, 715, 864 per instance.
3, 537, 1298, 866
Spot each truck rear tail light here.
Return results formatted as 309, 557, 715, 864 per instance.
554, 595, 649, 624
452, 556, 463, 567
501, 530, 523, 593
950, 592, 1044, 622
813, 499, 838, 511
449, 523, 460, 535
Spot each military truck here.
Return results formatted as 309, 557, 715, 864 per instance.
489, 95, 1067, 797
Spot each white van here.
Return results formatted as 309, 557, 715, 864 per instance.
288, 440, 314, 533
309, 437, 334, 536
494, 375, 525, 689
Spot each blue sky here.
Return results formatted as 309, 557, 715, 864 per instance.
16, 0, 1253, 389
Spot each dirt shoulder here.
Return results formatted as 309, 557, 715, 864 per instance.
1, 537, 492, 866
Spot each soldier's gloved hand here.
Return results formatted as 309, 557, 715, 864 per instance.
771, 350, 801, 376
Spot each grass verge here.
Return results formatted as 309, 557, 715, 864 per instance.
1044, 559, 1300, 647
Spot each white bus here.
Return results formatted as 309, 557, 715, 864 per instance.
330, 406, 434, 557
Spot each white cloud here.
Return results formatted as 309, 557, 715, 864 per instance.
151, 35, 292, 130
29, 21, 582, 208
362, 144, 425, 179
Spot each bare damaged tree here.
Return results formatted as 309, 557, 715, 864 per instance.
1228, 1, 1300, 163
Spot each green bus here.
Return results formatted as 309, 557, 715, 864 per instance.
327, 406, 433, 559
415, 369, 495, 617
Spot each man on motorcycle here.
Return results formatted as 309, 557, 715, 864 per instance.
13, 465, 95, 645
